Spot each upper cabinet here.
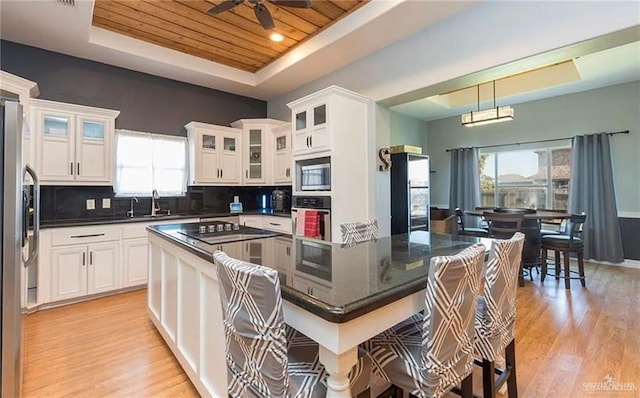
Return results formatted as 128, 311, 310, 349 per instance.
271, 124, 292, 184
31, 99, 120, 185
231, 119, 288, 186
0, 71, 40, 170
291, 103, 329, 156
186, 122, 242, 186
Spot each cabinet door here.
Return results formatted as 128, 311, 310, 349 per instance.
219, 133, 241, 184
244, 128, 266, 184
122, 238, 148, 288
242, 241, 267, 265
293, 131, 310, 155
212, 241, 242, 260
274, 239, 293, 285
87, 242, 120, 294
273, 130, 292, 184
239, 215, 262, 228
308, 128, 330, 153
37, 109, 76, 182
50, 246, 87, 301
198, 132, 220, 183
75, 115, 111, 183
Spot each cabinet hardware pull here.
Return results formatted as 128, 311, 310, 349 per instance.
306, 136, 310, 147
70, 162, 73, 175
269, 222, 280, 226
221, 169, 223, 178
82, 252, 86, 266
77, 162, 80, 175
71, 233, 105, 238
89, 251, 93, 265
309, 135, 312, 147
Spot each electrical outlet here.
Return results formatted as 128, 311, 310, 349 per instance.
102, 198, 111, 209
86, 199, 95, 210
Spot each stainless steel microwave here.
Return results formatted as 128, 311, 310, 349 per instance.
300, 163, 330, 191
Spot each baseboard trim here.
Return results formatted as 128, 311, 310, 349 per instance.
587, 258, 640, 269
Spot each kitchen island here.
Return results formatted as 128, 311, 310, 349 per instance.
147, 221, 488, 397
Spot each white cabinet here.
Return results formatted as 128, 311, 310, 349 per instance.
186, 122, 242, 186
291, 103, 329, 155
50, 241, 120, 301
272, 124, 292, 184
287, 86, 371, 242
31, 99, 119, 185
262, 215, 292, 234
0, 71, 39, 170
231, 119, 288, 185
239, 215, 262, 229
122, 238, 148, 288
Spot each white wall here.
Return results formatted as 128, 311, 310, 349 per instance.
425, 82, 640, 214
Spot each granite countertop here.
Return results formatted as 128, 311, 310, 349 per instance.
148, 222, 489, 323
39, 209, 291, 229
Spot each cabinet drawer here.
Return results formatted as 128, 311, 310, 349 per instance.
50, 225, 121, 246
262, 216, 292, 234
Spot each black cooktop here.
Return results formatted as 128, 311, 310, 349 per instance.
177, 221, 280, 245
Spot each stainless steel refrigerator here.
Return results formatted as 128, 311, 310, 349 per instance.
1, 101, 39, 397
390, 153, 430, 234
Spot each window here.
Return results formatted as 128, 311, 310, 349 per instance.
115, 130, 187, 196
479, 146, 571, 209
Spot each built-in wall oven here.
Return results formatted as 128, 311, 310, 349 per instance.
291, 195, 331, 241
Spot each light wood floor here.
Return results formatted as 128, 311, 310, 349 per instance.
23, 262, 640, 398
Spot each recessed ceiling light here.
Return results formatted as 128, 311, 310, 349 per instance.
270, 32, 284, 42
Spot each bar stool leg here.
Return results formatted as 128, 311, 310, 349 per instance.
555, 251, 561, 280
563, 252, 571, 289
505, 340, 518, 398
540, 248, 547, 283
482, 359, 496, 398
578, 251, 586, 287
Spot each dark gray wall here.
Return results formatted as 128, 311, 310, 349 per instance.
0, 40, 266, 135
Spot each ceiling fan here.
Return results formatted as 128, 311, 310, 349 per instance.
207, 0, 312, 30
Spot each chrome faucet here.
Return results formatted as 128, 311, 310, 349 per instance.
127, 197, 138, 218
151, 189, 160, 216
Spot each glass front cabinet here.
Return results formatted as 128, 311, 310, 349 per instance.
31, 99, 120, 185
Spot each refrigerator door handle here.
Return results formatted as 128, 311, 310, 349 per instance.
24, 164, 39, 267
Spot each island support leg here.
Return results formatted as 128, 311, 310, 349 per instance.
319, 345, 357, 398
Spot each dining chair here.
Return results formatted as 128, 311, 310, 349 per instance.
213, 251, 372, 398
340, 219, 381, 246
455, 208, 489, 237
475, 232, 525, 398
540, 213, 587, 289
537, 208, 568, 236
363, 243, 486, 398
483, 212, 526, 286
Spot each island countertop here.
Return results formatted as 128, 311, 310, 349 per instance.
148, 221, 489, 323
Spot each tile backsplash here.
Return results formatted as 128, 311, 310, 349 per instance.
40, 185, 291, 222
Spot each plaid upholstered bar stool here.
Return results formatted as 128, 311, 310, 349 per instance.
363, 244, 486, 398
474, 232, 525, 398
213, 251, 372, 398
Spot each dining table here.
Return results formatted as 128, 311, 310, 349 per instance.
464, 208, 570, 280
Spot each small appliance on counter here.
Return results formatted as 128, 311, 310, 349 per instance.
229, 196, 243, 214
272, 189, 291, 212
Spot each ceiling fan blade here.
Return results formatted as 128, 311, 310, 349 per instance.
207, 0, 243, 15
268, 0, 312, 8
254, 4, 275, 30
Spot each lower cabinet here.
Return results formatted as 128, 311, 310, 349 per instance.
122, 238, 149, 288
50, 241, 120, 301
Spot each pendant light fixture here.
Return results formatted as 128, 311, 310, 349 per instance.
461, 80, 514, 127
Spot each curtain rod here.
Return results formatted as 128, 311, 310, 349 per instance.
445, 130, 629, 152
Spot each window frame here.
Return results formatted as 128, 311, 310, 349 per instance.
479, 144, 571, 209
114, 129, 188, 198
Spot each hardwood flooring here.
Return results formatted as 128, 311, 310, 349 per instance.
23, 262, 640, 398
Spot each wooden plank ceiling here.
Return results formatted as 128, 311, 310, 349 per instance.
92, 0, 368, 73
